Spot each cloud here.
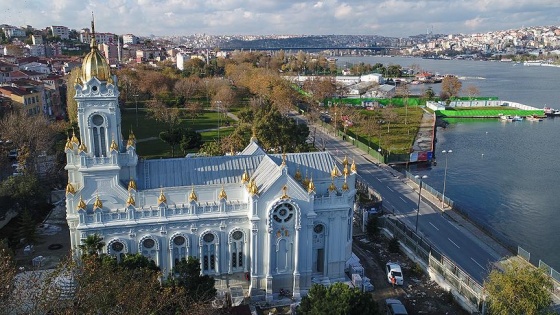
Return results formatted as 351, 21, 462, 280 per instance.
0, 0, 558, 36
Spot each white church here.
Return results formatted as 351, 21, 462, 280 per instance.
64, 27, 357, 300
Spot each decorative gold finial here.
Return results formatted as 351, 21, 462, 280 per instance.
241, 169, 250, 184
126, 138, 135, 149
342, 155, 349, 167
230, 146, 235, 156
110, 139, 118, 151
281, 185, 289, 199
218, 186, 227, 200
250, 129, 258, 143
281, 152, 287, 167
77, 195, 87, 210
302, 170, 310, 188
294, 167, 302, 181
308, 177, 315, 194
129, 129, 136, 141
249, 180, 258, 196
78, 142, 88, 153
65, 136, 73, 151
71, 129, 80, 144
331, 165, 340, 178
126, 193, 135, 206
128, 178, 137, 191
343, 163, 349, 176
351, 159, 357, 173
328, 181, 337, 192
158, 189, 167, 204
342, 175, 349, 191
66, 181, 76, 195
93, 195, 103, 209
189, 186, 198, 202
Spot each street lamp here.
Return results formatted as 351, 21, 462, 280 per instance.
415, 175, 428, 233
441, 150, 452, 210
377, 148, 382, 164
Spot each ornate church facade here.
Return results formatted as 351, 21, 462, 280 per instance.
65, 28, 357, 300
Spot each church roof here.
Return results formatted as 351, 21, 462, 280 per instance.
135, 149, 338, 191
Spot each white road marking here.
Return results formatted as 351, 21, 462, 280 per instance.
376, 177, 382, 182
448, 238, 460, 248
429, 222, 439, 231
399, 197, 407, 203
471, 257, 486, 270
387, 187, 394, 192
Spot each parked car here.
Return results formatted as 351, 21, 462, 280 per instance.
386, 262, 404, 286
385, 298, 408, 315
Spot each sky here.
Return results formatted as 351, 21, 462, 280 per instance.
1, 0, 560, 37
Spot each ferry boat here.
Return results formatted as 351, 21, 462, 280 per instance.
543, 107, 560, 117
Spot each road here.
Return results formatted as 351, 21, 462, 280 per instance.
305, 118, 501, 284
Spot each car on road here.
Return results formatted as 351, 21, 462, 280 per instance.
385, 298, 408, 315
386, 262, 404, 286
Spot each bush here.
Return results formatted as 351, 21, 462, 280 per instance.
388, 237, 400, 253
366, 216, 380, 239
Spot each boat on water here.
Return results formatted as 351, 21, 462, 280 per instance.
512, 115, 523, 121
499, 114, 523, 122
526, 115, 543, 122
543, 107, 560, 117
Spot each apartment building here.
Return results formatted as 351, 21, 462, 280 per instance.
0, 85, 42, 115
122, 34, 139, 45
100, 43, 119, 65
50, 26, 70, 40
2, 26, 25, 38
79, 29, 116, 44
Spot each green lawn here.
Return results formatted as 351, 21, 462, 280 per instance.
437, 107, 544, 117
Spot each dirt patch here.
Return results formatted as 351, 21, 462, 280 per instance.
353, 229, 469, 315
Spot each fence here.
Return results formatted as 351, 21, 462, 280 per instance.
383, 216, 485, 312
517, 246, 560, 296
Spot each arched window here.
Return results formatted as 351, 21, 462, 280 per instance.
107, 239, 127, 262
91, 114, 107, 157
139, 237, 159, 265
230, 230, 244, 272
312, 223, 326, 273
201, 233, 217, 273
272, 203, 294, 223
170, 234, 189, 268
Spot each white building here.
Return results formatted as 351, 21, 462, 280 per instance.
122, 34, 138, 45
65, 27, 357, 301
50, 26, 70, 40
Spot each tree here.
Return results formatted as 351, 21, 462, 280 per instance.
17, 209, 38, 246
168, 257, 217, 303
464, 85, 480, 100
66, 67, 81, 124
145, 99, 181, 128
366, 216, 380, 239
382, 107, 399, 134
160, 127, 184, 157
423, 87, 435, 101
198, 141, 223, 156
441, 76, 462, 99
180, 128, 203, 153
484, 261, 553, 315
78, 234, 105, 257
0, 174, 48, 220
297, 282, 380, 315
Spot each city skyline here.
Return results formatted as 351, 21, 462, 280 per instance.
1, 0, 559, 38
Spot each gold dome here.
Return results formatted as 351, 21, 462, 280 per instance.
328, 181, 337, 192
77, 196, 87, 210
218, 186, 227, 200
249, 180, 259, 196
71, 130, 80, 145
351, 159, 357, 173
66, 181, 76, 195
93, 195, 103, 209
110, 139, 118, 151
307, 177, 315, 194
81, 22, 111, 83
78, 142, 88, 153
64, 137, 73, 151
158, 189, 167, 204
126, 193, 135, 206
189, 187, 197, 202
241, 170, 250, 184
128, 179, 137, 191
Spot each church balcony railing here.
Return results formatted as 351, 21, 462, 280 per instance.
80, 155, 118, 167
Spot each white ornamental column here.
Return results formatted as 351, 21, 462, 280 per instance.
265, 226, 273, 302
250, 223, 258, 290
228, 241, 233, 274
292, 225, 301, 299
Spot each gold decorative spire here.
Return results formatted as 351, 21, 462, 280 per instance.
294, 167, 302, 181
342, 175, 349, 191
78, 142, 88, 153
249, 180, 258, 195
158, 189, 167, 204
66, 181, 76, 195
281, 185, 289, 199
350, 159, 357, 173
126, 138, 135, 149
241, 169, 250, 184
93, 195, 103, 209
77, 195, 87, 210
65, 136, 73, 151
328, 180, 337, 192
110, 139, 118, 151
126, 193, 135, 206
129, 129, 136, 141
189, 187, 197, 202
302, 170, 310, 188
342, 155, 349, 167
81, 12, 111, 83
331, 165, 340, 178
230, 146, 235, 156
250, 129, 258, 143
281, 152, 287, 167
218, 186, 227, 200
71, 130, 80, 145
343, 163, 349, 176
307, 177, 315, 194
128, 178, 137, 191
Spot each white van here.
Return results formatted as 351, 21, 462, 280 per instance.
386, 262, 404, 286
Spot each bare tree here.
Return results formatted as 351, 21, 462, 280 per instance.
441, 76, 462, 99
464, 85, 480, 100
145, 99, 180, 128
